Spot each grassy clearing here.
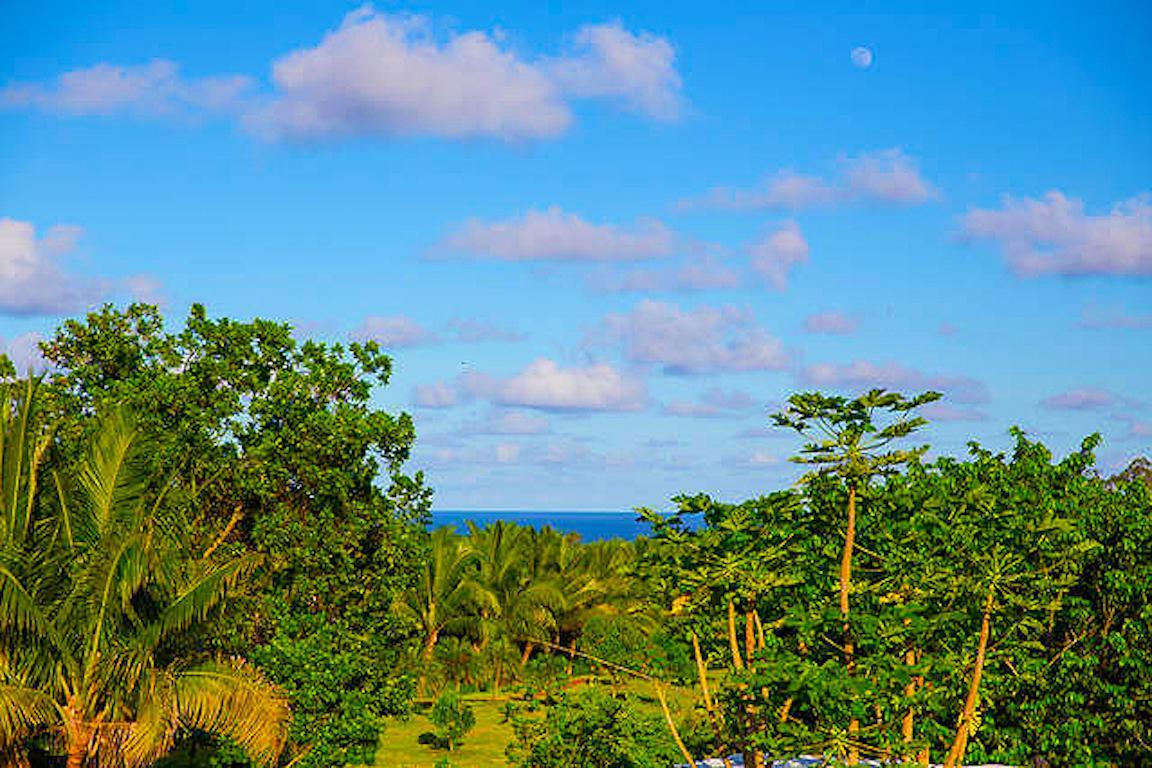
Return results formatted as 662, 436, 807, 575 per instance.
375, 694, 518, 768
374, 680, 701, 767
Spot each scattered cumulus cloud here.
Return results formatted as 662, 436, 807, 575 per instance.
0, 59, 253, 119
597, 300, 789, 375
412, 382, 460, 409
352, 315, 438, 347
920, 403, 988, 422
3, 8, 683, 144
448, 318, 524, 342
1041, 387, 1116, 411
0, 332, 47, 372
586, 255, 740, 293
961, 191, 1152, 277
662, 387, 758, 418
799, 359, 989, 404
438, 207, 675, 262
725, 450, 780, 470
1078, 304, 1152, 330
463, 358, 647, 412
548, 21, 682, 120
803, 310, 858, 335
466, 408, 552, 435
747, 220, 809, 290
680, 149, 938, 211
0, 218, 152, 316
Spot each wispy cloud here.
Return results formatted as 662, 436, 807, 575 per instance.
1077, 304, 1152, 330
803, 310, 858, 335
4, 8, 683, 144
462, 358, 648, 412
746, 220, 809, 290
586, 255, 740, 293
1041, 387, 1117, 411
0, 59, 252, 120
662, 387, 759, 418
680, 149, 938, 211
799, 359, 989, 404
0, 218, 152, 316
961, 191, 1152, 277
438, 207, 675, 262
352, 315, 438, 347
596, 300, 789, 375
0, 332, 48, 372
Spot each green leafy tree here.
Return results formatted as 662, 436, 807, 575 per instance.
772, 389, 939, 761
0, 394, 288, 767
428, 691, 476, 751
35, 303, 431, 768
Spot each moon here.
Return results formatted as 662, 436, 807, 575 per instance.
851, 46, 873, 69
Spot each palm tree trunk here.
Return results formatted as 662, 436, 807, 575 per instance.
520, 641, 534, 667
842, 484, 859, 764
943, 588, 995, 768
692, 632, 714, 712
566, 637, 577, 675
727, 597, 744, 670
654, 680, 696, 767
744, 609, 756, 662
753, 609, 766, 649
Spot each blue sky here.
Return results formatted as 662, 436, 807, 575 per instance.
1, 1, 1149, 509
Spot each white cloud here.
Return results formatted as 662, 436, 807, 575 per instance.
352, 315, 438, 347
842, 149, 937, 204
1078, 304, 1152, 330
1041, 387, 1116, 411
800, 359, 989, 404
586, 255, 740, 293
747, 220, 809, 290
920, 403, 988, 422
0, 218, 153, 316
466, 408, 552, 435
4, 9, 682, 144
0, 59, 252, 119
680, 149, 937, 211
663, 387, 758, 418
961, 191, 1152, 277
439, 206, 674, 262
0, 332, 47, 373
549, 21, 681, 120
598, 300, 789, 375
803, 310, 858, 335
412, 382, 459, 409
725, 450, 780, 470
463, 358, 647, 412
448, 318, 524, 342
246, 8, 681, 142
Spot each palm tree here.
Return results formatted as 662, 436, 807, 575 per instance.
397, 526, 485, 696
0, 398, 289, 767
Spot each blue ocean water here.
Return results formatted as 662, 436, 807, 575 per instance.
431, 510, 650, 541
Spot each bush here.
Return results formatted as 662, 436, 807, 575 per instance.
507, 687, 680, 768
428, 691, 476, 751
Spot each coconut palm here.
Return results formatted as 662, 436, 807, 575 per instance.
0, 398, 288, 768
397, 525, 486, 695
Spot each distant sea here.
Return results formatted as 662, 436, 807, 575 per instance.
431, 510, 650, 541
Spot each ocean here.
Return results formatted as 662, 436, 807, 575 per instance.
430, 510, 652, 541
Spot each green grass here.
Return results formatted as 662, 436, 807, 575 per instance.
374, 693, 519, 768
373, 680, 700, 767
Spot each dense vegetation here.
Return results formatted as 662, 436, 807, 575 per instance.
1, 304, 1149, 767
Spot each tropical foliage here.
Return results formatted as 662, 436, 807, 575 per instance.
3, 305, 1150, 768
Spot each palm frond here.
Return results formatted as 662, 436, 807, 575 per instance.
0, 683, 60, 749
173, 659, 289, 767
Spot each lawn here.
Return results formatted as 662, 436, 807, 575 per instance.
373, 680, 700, 767
374, 693, 519, 768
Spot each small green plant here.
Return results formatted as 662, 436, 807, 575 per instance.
429, 691, 476, 751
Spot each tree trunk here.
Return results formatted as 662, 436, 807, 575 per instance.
744, 609, 756, 663
943, 588, 995, 768
566, 637, 577, 675
753, 609, 766, 649
902, 644, 916, 749
417, 627, 439, 697
842, 484, 859, 764
521, 641, 534, 667
653, 680, 696, 767
727, 598, 744, 670
692, 632, 714, 712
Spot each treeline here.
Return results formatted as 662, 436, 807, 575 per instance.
1, 304, 1150, 768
